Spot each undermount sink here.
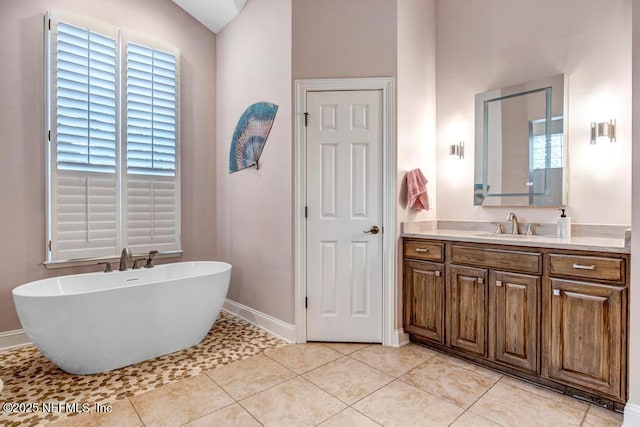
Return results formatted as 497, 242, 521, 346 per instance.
473, 232, 543, 239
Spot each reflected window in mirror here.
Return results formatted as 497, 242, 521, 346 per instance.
530, 117, 563, 170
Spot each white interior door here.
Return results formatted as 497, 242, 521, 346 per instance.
306, 90, 383, 342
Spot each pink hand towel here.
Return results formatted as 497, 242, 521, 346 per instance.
406, 168, 430, 211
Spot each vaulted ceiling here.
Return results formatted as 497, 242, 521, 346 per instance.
172, 0, 248, 33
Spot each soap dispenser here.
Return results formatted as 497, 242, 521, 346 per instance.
556, 209, 571, 238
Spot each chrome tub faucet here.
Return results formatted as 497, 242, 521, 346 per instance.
119, 248, 132, 271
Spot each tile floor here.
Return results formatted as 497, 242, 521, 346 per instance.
48, 341, 622, 427
0, 312, 285, 426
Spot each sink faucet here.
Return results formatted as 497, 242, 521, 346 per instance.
119, 247, 132, 271
506, 212, 519, 234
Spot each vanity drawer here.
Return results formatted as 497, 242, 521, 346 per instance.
404, 240, 444, 262
549, 254, 625, 284
451, 245, 541, 274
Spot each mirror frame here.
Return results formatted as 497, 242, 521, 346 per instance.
474, 74, 568, 207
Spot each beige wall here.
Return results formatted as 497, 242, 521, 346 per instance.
396, 0, 437, 327
436, 0, 632, 226
292, 0, 397, 80
0, 0, 217, 332
397, 0, 437, 224
216, 0, 293, 322
629, 0, 640, 419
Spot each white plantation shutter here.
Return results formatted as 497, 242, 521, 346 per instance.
46, 15, 180, 263
126, 177, 178, 250
124, 41, 180, 253
50, 18, 119, 261
55, 22, 117, 172
126, 43, 177, 175
53, 172, 117, 259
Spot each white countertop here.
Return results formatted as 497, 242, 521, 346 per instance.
402, 229, 629, 254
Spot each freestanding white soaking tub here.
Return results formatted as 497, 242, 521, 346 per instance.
12, 261, 231, 375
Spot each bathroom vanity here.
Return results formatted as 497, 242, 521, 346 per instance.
402, 230, 629, 410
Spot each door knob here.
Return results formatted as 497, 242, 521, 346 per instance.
364, 225, 380, 235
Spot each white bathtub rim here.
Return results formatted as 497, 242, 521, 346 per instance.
13, 261, 231, 298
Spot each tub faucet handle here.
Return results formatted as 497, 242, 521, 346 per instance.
145, 250, 159, 268
132, 258, 146, 269
97, 262, 112, 273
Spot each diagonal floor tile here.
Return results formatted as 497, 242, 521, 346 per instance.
469, 381, 588, 426
240, 377, 346, 426
353, 380, 464, 426
207, 353, 295, 400
264, 343, 342, 374
585, 405, 623, 426
450, 411, 502, 426
431, 353, 503, 381
183, 403, 261, 427
49, 399, 142, 427
350, 344, 437, 377
401, 356, 499, 408
129, 374, 233, 426
303, 356, 394, 405
318, 408, 381, 426
499, 376, 589, 412
321, 342, 371, 355
582, 412, 622, 427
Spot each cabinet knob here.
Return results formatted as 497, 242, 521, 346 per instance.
553, 289, 561, 296
478, 278, 484, 284
415, 248, 428, 253
435, 271, 441, 277
496, 280, 502, 287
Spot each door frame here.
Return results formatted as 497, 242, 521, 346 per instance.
294, 77, 398, 345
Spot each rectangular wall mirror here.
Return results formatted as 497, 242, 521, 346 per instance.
473, 74, 568, 206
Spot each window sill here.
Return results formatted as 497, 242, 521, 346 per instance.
44, 250, 183, 270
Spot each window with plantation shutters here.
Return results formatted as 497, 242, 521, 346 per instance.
46, 14, 181, 264
124, 41, 180, 253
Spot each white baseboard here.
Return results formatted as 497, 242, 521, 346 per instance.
0, 329, 31, 352
624, 402, 640, 427
223, 299, 296, 344
386, 328, 410, 347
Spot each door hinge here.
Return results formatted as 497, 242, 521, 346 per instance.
305, 297, 308, 308
48, 19, 51, 31
304, 206, 308, 218
48, 240, 52, 251
48, 130, 51, 141
304, 112, 309, 127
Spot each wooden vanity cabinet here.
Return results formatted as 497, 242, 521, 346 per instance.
403, 260, 445, 344
491, 271, 539, 374
402, 240, 445, 344
448, 265, 488, 357
448, 244, 541, 373
403, 237, 629, 409
544, 252, 628, 402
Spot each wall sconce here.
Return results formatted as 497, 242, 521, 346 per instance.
590, 119, 616, 144
449, 141, 464, 159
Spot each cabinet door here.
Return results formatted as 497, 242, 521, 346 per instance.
492, 271, 539, 373
449, 265, 488, 356
403, 260, 445, 343
548, 279, 624, 399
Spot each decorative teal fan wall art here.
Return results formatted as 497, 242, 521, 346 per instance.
229, 102, 279, 173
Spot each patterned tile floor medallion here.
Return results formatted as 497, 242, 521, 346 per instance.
0, 312, 286, 426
